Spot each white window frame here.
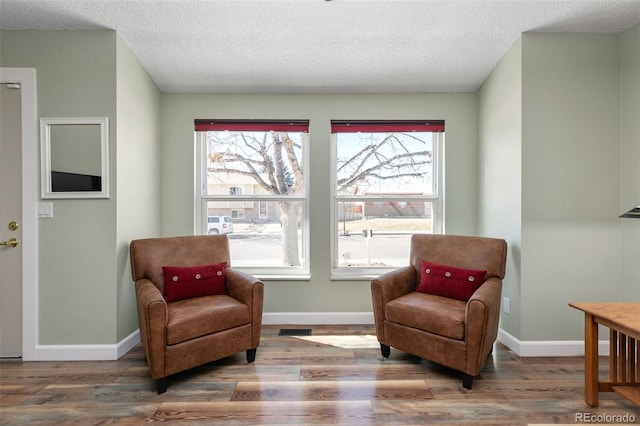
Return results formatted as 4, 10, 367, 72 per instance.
195, 131, 311, 280
330, 131, 444, 279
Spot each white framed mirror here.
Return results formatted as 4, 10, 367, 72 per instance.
40, 117, 109, 199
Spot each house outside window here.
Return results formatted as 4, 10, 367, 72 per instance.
195, 120, 310, 277
331, 120, 444, 278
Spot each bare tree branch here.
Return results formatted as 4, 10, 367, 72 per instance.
337, 134, 392, 175
337, 151, 431, 191
208, 166, 275, 192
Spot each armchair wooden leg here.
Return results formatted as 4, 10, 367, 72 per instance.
246, 348, 257, 363
380, 343, 391, 358
462, 373, 474, 390
157, 378, 167, 394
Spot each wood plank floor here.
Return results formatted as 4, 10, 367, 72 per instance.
1, 324, 639, 425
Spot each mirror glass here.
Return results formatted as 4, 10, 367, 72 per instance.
41, 117, 109, 199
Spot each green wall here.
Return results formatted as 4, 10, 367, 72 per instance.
479, 30, 639, 343
620, 23, 640, 302
521, 33, 622, 341
1, 30, 160, 346
115, 34, 162, 341
1, 30, 119, 344
477, 37, 523, 338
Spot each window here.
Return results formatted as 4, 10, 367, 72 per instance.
195, 120, 310, 277
331, 120, 444, 277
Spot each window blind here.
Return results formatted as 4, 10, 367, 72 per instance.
195, 119, 309, 132
330, 120, 444, 133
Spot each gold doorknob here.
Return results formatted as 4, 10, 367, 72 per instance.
0, 238, 19, 247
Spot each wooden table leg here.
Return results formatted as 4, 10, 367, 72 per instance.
584, 313, 599, 406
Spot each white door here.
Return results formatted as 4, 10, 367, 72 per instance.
0, 82, 23, 358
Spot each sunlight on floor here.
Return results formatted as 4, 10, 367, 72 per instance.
294, 335, 380, 349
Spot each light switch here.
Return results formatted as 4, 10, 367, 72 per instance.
38, 202, 53, 218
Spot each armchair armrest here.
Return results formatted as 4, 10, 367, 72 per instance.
225, 268, 264, 348
371, 266, 416, 303
371, 265, 417, 343
135, 279, 168, 379
464, 277, 503, 375
225, 268, 261, 304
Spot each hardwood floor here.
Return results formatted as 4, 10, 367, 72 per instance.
1, 325, 639, 425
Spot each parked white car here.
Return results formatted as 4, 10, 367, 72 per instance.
207, 215, 234, 235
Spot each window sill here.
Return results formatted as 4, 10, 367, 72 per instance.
255, 274, 311, 281
330, 273, 385, 281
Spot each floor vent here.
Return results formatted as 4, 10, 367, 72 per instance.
278, 328, 312, 336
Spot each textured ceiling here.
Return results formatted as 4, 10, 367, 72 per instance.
1, 0, 639, 94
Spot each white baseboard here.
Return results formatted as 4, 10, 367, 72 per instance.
30, 329, 140, 361
26, 314, 377, 361
27, 320, 604, 361
262, 312, 375, 325
498, 328, 608, 357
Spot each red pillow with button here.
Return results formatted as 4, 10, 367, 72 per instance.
162, 263, 227, 303
416, 260, 486, 301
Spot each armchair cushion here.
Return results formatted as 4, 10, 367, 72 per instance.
416, 260, 486, 301
166, 295, 250, 345
162, 263, 227, 303
386, 292, 466, 340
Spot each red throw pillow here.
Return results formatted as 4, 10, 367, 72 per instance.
162, 263, 227, 303
416, 260, 486, 301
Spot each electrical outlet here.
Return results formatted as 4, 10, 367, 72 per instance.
503, 297, 511, 314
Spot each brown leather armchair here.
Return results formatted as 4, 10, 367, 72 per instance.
129, 235, 264, 394
371, 234, 507, 389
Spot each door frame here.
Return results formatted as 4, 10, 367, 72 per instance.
0, 68, 38, 360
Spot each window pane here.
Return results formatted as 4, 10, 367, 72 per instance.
336, 132, 433, 196
203, 200, 305, 268
336, 201, 433, 268
205, 130, 305, 196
